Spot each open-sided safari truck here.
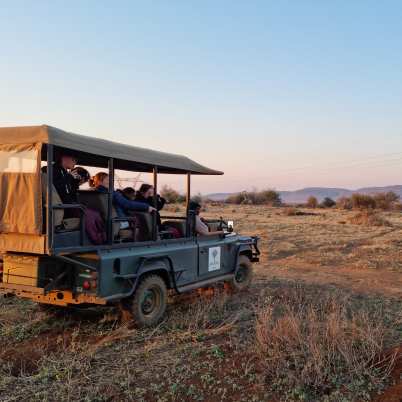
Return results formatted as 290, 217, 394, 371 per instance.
0, 125, 259, 326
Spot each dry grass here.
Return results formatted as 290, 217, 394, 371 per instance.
283, 206, 301, 216
255, 283, 399, 401
1, 205, 402, 401
348, 210, 392, 227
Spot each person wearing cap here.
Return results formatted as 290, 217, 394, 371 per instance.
51, 153, 78, 204
41, 152, 79, 218
70, 167, 90, 193
189, 201, 223, 236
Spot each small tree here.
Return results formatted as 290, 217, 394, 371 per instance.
321, 197, 336, 208
258, 189, 282, 206
191, 192, 203, 205
160, 185, 182, 204
306, 196, 318, 208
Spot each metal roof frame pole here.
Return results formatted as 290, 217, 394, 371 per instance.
47, 144, 54, 252
108, 158, 114, 245
153, 166, 158, 241
186, 172, 191, 237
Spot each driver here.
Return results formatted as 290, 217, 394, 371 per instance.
189, 201, 223, 236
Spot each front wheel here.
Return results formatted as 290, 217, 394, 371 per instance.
129, 275, 167, 327
228, 255, 253, 292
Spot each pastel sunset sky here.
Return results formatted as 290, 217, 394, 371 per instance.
1, 1, 401, 193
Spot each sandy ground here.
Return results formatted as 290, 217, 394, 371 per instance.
206, 204, 402, 297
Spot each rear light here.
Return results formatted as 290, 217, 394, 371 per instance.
83, 280, 91, 290
90, 272, 97, 289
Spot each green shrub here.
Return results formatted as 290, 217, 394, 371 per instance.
320, 197, 336, 208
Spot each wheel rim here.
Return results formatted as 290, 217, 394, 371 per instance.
235, 265, 248, 284
141, 286, 161, 316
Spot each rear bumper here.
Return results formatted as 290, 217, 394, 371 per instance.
0, 283, 106, 306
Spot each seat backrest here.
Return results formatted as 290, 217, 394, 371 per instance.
163, 220, 186, 238
41, 173, 64, 227
77, 191, 120, 238
133, 212, 153, 241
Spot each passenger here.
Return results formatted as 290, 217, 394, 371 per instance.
189, 201, 223, 236
41, 151, 80, 218
42, 151, 77, 204
122, 187, 136, 201
70, 167, 90, 193
135, 184, 166, 228
89, 172, 155, 217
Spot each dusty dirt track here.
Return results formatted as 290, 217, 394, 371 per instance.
0, 205, 401, 401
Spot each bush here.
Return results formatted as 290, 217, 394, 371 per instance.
337, 192, 400, 211
255, 190, 282, 206
373, 192, 400, 211
226, 192, 250, 205
226, 189, 282, 206
320, 197, 336, 208
348, 210, 391, 227
160, 185, 185, 204
306, 196, 318, 208
394, 202, 402, 211
283, 207, 299, 216
351, 193, 376, 210
255, 283, 397, 401
337, 196, 352, 210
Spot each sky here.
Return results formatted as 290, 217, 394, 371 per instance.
1, 1, 402, 194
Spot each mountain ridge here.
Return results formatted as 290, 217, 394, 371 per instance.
207, 185, 402, 204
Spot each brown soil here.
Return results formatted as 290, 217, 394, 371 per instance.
374, 346, 402, 402
1, 205, 401, 401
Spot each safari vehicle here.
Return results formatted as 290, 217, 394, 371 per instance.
0, 125, 260, 326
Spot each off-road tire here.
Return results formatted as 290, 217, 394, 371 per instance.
228, 255, 253, 292
130, 275, 167, 327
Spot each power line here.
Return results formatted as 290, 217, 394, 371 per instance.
269, 152, 402, 175
225, 155, 402, 185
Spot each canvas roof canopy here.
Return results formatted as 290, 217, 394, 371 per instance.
0, 125, 224, 175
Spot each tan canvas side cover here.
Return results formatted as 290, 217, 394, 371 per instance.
0, 234, 46, 254
0, 143, 42, 235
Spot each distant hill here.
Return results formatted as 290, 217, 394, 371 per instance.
207, 185, 402, 204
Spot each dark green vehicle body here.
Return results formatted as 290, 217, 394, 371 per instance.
0, 125, 260, 322
89, 234, 259, 301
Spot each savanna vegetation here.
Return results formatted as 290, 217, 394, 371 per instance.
226, 190, 282, 206
1, 203, 401, 401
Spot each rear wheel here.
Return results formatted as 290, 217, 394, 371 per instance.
228, 255, 253, 292
130, 275, 167, 327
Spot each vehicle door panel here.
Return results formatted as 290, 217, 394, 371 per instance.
197, 236, 233, 279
